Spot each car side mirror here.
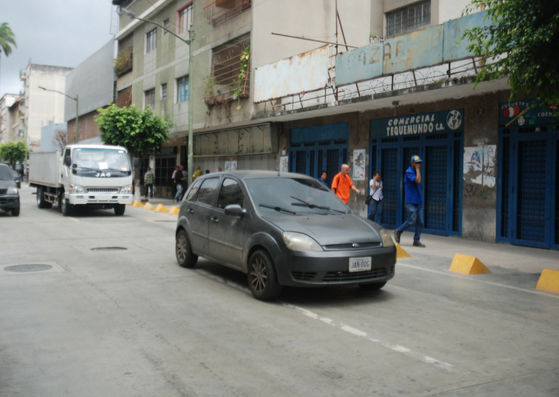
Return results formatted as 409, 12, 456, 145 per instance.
224, 204, 246, 217
64, 155, 71, 166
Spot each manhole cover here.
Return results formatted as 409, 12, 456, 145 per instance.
5, 264, 53, 273
153, 220, 175, 223
91, 247, 128, 251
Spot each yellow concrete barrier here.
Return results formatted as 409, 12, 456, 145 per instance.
132, 201, 143, 208
143, 203, 155, 210
536, 269, 559, 294
155, 204, 169, 213
396, 244, 411, 258
450, 253, 491, 275
169, 206, 180, 216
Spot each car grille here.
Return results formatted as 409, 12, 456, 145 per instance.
86, 187, 119, 193
0, 189, 6, 194
323, 268, 387, 282
292, 271, 317, 281
323, 242, 381, 250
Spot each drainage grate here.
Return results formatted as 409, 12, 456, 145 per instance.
5, 264, 53, 273
91, 247, 128, 251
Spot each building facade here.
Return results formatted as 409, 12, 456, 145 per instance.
19, 63, 73, 151
0, 93, 21, 144
112, 0, 558, 250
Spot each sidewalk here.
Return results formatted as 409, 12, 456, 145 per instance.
392, 231, 559, 274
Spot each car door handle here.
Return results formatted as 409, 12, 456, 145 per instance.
187, 208, 194, 213
211, 217, 219, 223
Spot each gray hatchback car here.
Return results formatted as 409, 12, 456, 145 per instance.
175, 171, 396, 300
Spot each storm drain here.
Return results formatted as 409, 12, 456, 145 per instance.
4, 264, 53, 273
90, 247, 128, 251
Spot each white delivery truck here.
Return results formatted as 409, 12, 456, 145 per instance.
29, 144, 138, 216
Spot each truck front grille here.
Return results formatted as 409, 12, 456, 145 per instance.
86, 188, 119, 193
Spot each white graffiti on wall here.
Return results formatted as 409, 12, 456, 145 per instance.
463, 145, 496, 187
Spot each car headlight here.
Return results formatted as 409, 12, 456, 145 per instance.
69, 184, 85, 193
282, 232, 323, 252
120, 186, 133, 194
379, 228, 395, 247
7, 187, 18, 195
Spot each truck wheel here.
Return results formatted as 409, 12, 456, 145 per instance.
61, 196, 73, 216
114, 204, 126, 216
37, 187, 47, 209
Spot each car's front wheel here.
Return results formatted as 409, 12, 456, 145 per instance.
11, 204, 20, 217
358, 281, 387, 291
247, 250, 282, 301
176, 229, 198, 268
60, 196, 72, 216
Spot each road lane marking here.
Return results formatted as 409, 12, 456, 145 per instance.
398, 263, 559, 299
284, 303, 458, 373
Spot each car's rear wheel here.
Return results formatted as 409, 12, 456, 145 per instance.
114, 204, 126, 216
358, 281, 387, 291
247, 250, 282, 301
176, 229, 198, 268
37, 187, 46, 208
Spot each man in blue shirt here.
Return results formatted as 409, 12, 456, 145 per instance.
317, 170, 329, 188
394, 155, 425, 247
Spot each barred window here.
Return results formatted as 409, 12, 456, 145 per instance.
162, 19, 170, 34
146, 28, 157, 53
386, 0, 431, 37
178, 3, 193, 34
161, 83, 167, 100
145, 88, 155, 109
177, 76, 189, 103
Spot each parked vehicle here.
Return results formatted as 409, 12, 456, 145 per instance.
11, 170, 21, 188
0, 163, 20, 216
175, 171, 396, 301
29, 145, 138, 216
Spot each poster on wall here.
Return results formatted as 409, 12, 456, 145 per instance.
225, 161, 231, 171
463, 145, 496, 187
231, 160, 238, 171
353, 149, 366, 180
279, 156, 289, 173
483, 145, 496, 188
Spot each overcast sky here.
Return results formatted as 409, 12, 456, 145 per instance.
1, 0, 117, 97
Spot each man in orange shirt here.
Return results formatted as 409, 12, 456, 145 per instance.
331, 164, 360, 203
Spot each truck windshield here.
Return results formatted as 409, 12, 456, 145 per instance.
72, 148, 131, 177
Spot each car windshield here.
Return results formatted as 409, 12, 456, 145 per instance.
245, 177, 349, 215
72, 148, 131, 177
0, 166, 13, 181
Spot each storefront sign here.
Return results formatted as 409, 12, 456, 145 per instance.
499, 100, 557, 127
371, 109, 464, 137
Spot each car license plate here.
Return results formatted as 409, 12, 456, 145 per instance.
349, 257, 372, 273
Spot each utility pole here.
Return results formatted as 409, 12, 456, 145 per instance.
39, 86, 78, 144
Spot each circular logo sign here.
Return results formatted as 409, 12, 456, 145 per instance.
447, 110, 462, 130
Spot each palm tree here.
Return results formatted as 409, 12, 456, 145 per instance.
0, 22, 17, 95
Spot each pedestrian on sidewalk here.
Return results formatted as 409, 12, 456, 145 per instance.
332, 164, 360, 204
192, 166, 203, 181
144, 167, 154, 198
317, 170, 329, 188
181, 165, 188, 200
173, 165, 184, 203
394, 155, 425, 247
367, 171, 383, 223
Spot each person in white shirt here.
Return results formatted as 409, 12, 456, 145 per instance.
367, 171, 384, 223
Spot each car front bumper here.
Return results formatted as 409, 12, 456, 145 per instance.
276, 246, 397, 287
0, 195, 20, 210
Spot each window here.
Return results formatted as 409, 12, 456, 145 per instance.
203, 0, 252, 26
211, 34, 250, 99
177, 76, 189, 103
386, 0, 431, 37
146, 28, 157, 53
116, 86, 132, 108
186, 179, 202, 201
144, 88, 155, 109
196, 178, 219, 205
218, 178, 244, 208
162, 19, 170, 34
178, 3, 193, 34
161, 83, 167, 100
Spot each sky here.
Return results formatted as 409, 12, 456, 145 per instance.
0, 0, 117, 97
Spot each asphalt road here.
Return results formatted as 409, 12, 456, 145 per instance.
1, 185, 558, 397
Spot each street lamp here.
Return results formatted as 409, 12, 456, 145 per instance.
39, 86, 79, 144
121, 7, 195, 185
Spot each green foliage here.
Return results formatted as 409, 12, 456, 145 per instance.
0, 22, 17, 56
461, 0, 559, 108
0, 140, 28, 167
113, 50, 132, 76
202, 76, 217, 106
94, 104, 172, 158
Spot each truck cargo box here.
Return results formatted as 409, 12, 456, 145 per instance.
29, 151, 61, 188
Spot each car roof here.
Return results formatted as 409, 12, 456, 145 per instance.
0, 163, 10, 169
208, 170, 314, 180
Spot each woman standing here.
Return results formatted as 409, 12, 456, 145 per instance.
368, 171, 384, 223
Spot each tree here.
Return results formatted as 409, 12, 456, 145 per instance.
0, 22, 17, 95
461, 0, 559, 108
0, 140, 28, 169
95, 104, 172, 199
52, 129, 67, 152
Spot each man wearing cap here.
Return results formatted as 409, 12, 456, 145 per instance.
394, 155, 425, 247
